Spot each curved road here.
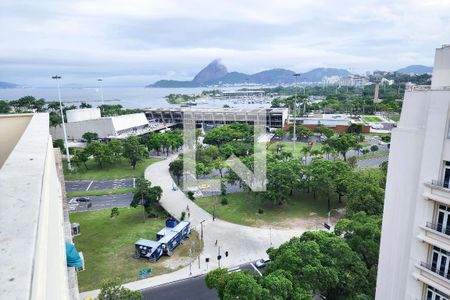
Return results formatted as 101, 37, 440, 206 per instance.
80, 156, 307, 299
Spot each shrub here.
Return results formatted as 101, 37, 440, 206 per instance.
110, 207, 119, 218
221, 197, 229, 205
187, 191, 195, 201
258, 208, 264, 214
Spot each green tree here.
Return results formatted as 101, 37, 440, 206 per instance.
169, 158, 183, 184
344, 169, 385, 216
79, 102, 92, 108
131, 178, 163, 216
335, 212, 382, 269
273, 128, 285, 139
370, 145, 379, 153
98, 279, 142, 300
0, 100, 11, 113
260, 270, 294, 300
347, 123, 363, 134
53, 139, 65, 152
299, 231, 370, 298
82, 132, 98, 143
143, 133, 162, 155
122, 136, 147, 169
205, 268, 228, 299
85, 141, 112, 168
107, 139, 124, 162
72, 149, 90, 170
326, 134, 358, 161
316, 125, 335, 139
223, 271, 262, 300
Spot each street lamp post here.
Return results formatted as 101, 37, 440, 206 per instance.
98, 78, 104, 105
200, 219, 205, 240
293, 73, 301, 154
327, 209, 340, 229
52, 75, 72, 171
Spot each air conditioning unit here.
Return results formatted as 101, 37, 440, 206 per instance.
71, 223, 80, 236
75, 252, 85, 272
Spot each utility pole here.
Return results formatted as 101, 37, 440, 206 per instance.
98, 78, 104, 105
200, 219, 205, 240
293, 73, 301, 154
52, 75, 72, 171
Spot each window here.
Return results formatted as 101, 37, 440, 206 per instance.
431, 246, 450, 279
427, 286, 449, 300
443, 161, 450, 188
436, 204, 450, 235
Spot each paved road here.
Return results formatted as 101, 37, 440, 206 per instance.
68, 193, 133, 212
65, 178, 135, 192
141, 262, 263, 300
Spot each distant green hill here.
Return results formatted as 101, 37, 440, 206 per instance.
396, 65, 432, 75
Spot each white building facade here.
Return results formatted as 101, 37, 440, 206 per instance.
50, 109, 151, 141
0, 113, 78, 299
376, 45, 450, 299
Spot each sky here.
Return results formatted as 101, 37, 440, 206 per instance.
1, 0, 450, 87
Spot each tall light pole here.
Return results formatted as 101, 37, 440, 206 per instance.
98, 78, 104, 105
293, 73, 301, 154
52, 75, 72, 171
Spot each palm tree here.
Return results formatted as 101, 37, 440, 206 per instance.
321, 144, 333, 160
301, 146, 309, 164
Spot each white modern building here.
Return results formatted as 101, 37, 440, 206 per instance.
0, 113, 78, 299
50, 108, 152, 141
376, 45, 450, 300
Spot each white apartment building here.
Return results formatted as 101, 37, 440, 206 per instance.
0, 113, 78, 299
376, 45, 450, 299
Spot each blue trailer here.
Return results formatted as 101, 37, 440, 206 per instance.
134, 219, 191, 260
134, 239, 163, 261
157, 220, 191, 256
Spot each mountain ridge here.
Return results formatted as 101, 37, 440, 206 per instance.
147, 61, 352, 88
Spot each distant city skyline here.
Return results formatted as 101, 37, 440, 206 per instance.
0, 0, 449, 87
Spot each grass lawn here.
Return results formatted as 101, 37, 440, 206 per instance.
268, 141, 322, 158
356, 151, 389, 161
389, 113, 400, 122
64, 157, 161, 180
71, 207, 202, 292
195, 191, 343, 228
362, 116, 383, 123
66, 188, 136, 197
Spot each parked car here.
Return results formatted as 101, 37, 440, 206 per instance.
76, 197, 90, 202
255, 258, 271, 268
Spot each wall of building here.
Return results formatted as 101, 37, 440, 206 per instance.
66, 108, 101, 123
0, 113, 72, 300
50, 117, 114, 140
0, 114, 32, 168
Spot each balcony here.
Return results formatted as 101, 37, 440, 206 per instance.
424, 180, 450, 206
419, 223, 450, 252
415, 262, 450, 294
426, 222, 450, 236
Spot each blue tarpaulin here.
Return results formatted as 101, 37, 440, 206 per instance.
65, 242, 82, 267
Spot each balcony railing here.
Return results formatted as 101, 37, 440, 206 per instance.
420, 262, 450, 280
430, 180, 450, 190
426, 222, 450, 236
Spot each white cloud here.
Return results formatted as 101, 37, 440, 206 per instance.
0, 0, 449, 86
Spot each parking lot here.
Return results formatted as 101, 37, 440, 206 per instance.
65, 178, 135, 192
68, 193, 134, 212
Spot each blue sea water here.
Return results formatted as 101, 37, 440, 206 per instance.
0, 86, 271, 109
